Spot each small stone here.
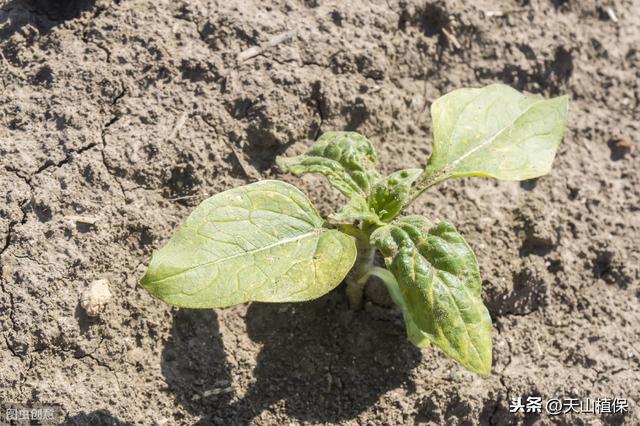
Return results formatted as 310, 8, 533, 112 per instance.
81, 279, 112, 316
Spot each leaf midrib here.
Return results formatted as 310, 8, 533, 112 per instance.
148, 228, 324, 285
444, 99, 544, 174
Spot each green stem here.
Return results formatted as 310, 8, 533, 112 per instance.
338, 223, 368, 241
405, 171, 443, 209
345, 246, 406, 311
366, 266, 403, 308
345, 242, 375, 309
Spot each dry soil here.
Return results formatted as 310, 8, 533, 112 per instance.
1, 0, 639, 425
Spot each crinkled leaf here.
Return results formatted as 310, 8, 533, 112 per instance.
276, 131, 378, 197
425, 84, 568, 183
371, 216, 492, 375
141, 180, 357, 308
276, 155, 363, 198
328, 195, 383, 225
368, 168, 422, 222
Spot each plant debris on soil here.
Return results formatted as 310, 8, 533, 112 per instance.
1, 0, 639, 424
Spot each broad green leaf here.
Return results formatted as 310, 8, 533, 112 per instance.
425, 84, 568, 183
371, 216, 492, 375
368, 168, 422, 222
328, 195, 383, 225
276, 131, 379, 198
141, 180, 357, 308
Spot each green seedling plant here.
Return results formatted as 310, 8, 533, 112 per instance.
141, 84, 568, 375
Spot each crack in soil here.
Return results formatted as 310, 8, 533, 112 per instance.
200, 114, 256, 180
48, 340, 123, 391
0, 194, 31, 349
100, 119, 126, 198
310, 82, 325, 140
99, 85, 127, 198
34, 142, 101, 175
75, 352, 122, 391
0, 85, 128, 358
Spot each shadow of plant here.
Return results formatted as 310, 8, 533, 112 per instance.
0, 0, 96, 39
62, 409, 132, 425
161, 290, 421, 424
160, 310, 233, 417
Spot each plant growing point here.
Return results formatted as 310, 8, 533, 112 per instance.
141, 84, 568, 375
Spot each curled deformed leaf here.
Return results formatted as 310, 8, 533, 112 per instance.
368, 168, 422, 222
371, 216, 492, 375
141, 180, 357, 308
328, 195, 383, 225
424, 84, 568, 183
276, 131, 378, 197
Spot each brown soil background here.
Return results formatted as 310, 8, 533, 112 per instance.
1, 0, 639, 424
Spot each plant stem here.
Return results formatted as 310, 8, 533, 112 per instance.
366, 266, 403, 308
404, 171, 443, 209
345, 239, 375, 310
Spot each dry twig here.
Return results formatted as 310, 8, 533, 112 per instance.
237, 30, 296, 62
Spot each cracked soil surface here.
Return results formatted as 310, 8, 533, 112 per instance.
1, 0, 639, 424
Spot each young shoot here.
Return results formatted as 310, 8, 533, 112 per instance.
141, 84, 568, 375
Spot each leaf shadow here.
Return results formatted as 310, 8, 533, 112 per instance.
61, 409, 132, 425
161, 290, 422, 424
160, 310, 234, 419
1, 0, 97, 39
